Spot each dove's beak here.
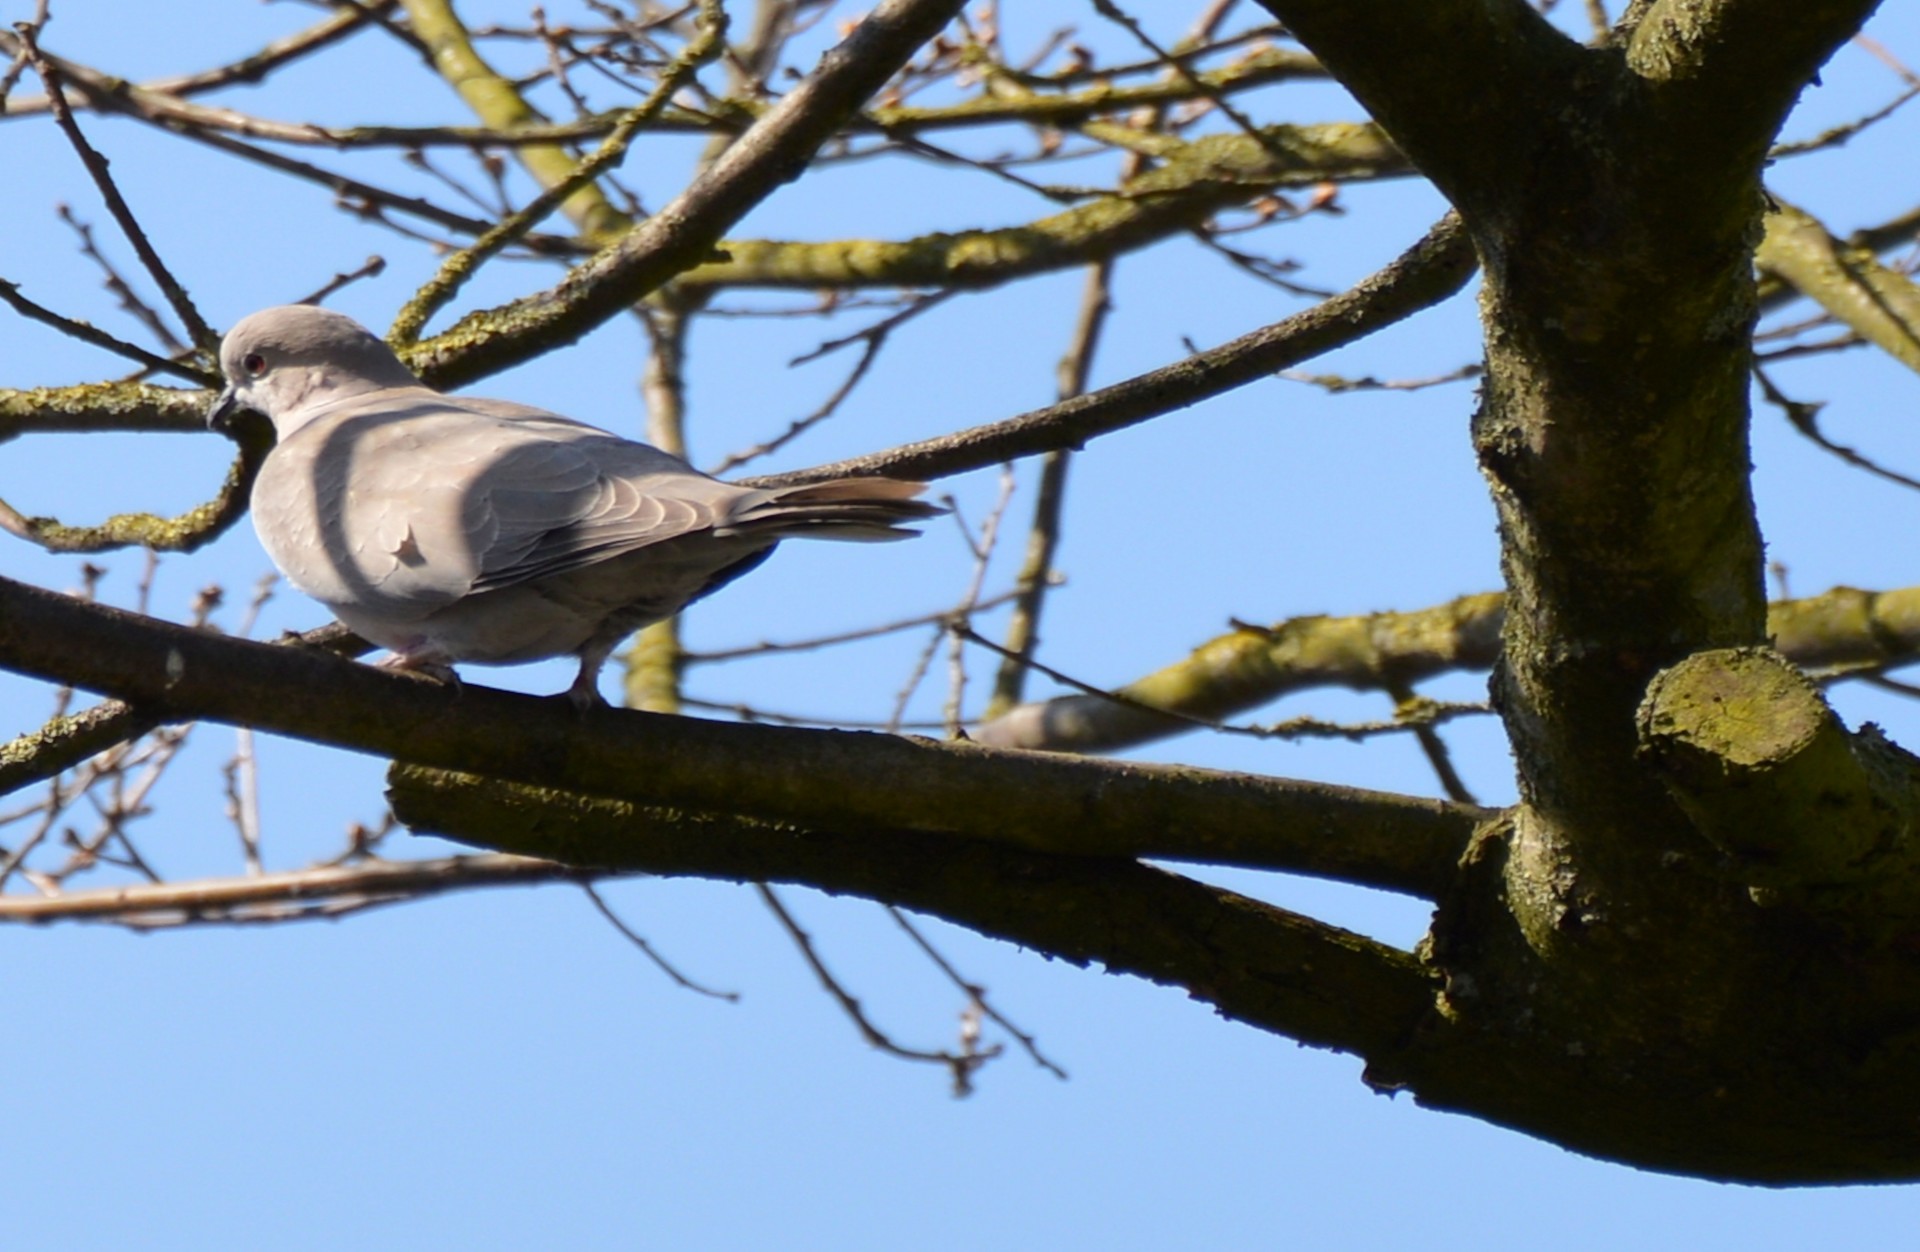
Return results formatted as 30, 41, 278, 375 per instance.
207, 383, 244, 434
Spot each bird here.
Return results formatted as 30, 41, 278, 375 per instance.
207, 304, 942, 709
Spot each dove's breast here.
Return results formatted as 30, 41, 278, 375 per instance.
252, 398, 534, 617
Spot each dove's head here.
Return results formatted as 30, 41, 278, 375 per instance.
209, 305, 422, 437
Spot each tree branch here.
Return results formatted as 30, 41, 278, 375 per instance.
388, 765, 1439, 1060
0, 850, 585, 925
979, 592, 1505, 753
0, 622, 363, 797
980, 583, 1920, 755
0, 40, 1323, 145
1639, 646, 1920, 932
0, 1, 396, 119
0, 381, 203, 439
1624, 0, 1888, 178
0, 573, 1488, 898
674, 124, 1407, 291
1757, 197, 1920, 375
1251, 0, 1576, 217
746, 211, 1474, 487
400, 0, 634, 241
405, 0, 972, 389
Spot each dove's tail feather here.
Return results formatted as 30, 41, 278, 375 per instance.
723, 477, 946, 542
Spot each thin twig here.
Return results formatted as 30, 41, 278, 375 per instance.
987, 258, 1112, 718
1280, 363, 1483, 393
885, 904, 1067, 1079
1772, 81, 1920, 158
684, 585, 1026, 663
389, 0, 729, 343
1755, 364, 1920, 493
0, 280, 215, 383
944, 468, 1017, 735
758, 883, 998, 1095
1088, 0, 1294, 168
223, 728, 265, 876
0, 0, 47, 110
16, 28, 215, 353
2, 2, 397, 117
54, 204, 186, 353
1383, 676, 1479, 806
679, 696, 952, 731
582, 882, 741, 1000
707, 290, 955, 475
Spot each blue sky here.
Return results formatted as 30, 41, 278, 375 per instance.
5, 1, 1920, 1247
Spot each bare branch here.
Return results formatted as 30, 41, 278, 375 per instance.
0, 1, 397, 119
13, 28, 215, 354
885, 905, 1067, 1080
0, 852, 590, 926
0, 280, 212, 383
389, 0, 728, 343
759, 883, 997, 1094
746, 213, 1473, 487
408, 0, 976, 389
390, 767, 1440, 1064
581, 882, 740, 1000
0, 574, 1489, 898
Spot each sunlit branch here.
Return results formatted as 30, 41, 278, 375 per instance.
0, 852, 591, 926
748, 213, 1473, 487
0, 573, 1489, 897
390, 766, 1439, 1062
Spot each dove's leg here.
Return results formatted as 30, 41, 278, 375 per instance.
377, 646, 461, 689
565, 640, 616, 711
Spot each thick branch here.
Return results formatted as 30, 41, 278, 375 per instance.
1639, 646, 1920, 929
1757, 198, 1920, 374
0, 622, 362, 797
0, 380, 204, 439
677, 125, 1406, 290
980, 584, 1920, 755
1624, 0, 1888, 179
1251, 0, 1575, 217
389, 765, 1438, 1059
0, 574, 1488, 897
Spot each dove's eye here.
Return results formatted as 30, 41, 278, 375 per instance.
242, 353, 268, 377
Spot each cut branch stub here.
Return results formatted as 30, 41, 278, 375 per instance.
1638, 646, 1920, 930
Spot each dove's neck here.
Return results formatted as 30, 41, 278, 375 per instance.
271, 372, 433, 439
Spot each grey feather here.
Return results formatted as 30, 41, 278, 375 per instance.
210, 305, 941, 707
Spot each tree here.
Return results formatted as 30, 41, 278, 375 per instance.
1, 0, 1917, 1186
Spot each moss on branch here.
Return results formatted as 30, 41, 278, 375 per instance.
978, 585, 1920, 756
388, 764, 1438, 1060
1757, 198, 1920, 374
401, 0, 631, 241
1639, 646, 1920, 930
678, 124, 1405, 290
979, 592, 1504, 753
0, 380, 206, 439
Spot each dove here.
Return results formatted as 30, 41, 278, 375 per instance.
207, 304, 941, 708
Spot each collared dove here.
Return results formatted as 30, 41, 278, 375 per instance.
208, 304, 941, 708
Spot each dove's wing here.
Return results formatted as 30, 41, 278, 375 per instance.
252, 388, 747, 612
